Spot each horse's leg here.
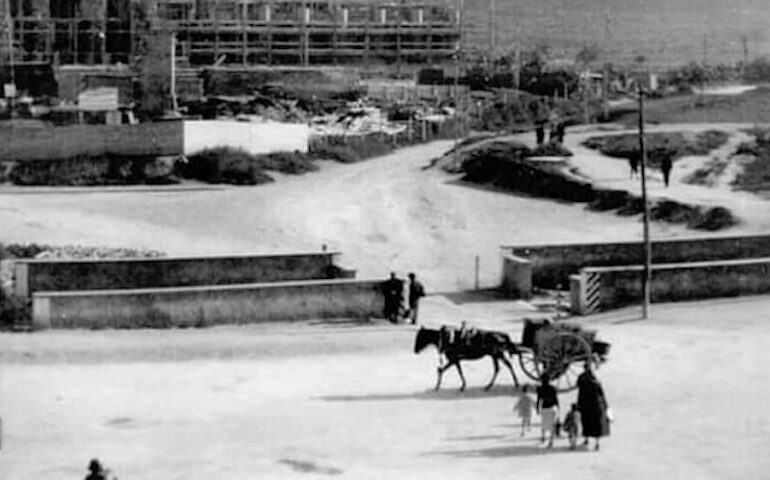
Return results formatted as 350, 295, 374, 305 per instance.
485, 356, 500, 391
454, 361, 467, 392
501, 354, 520, 387
435, 362, 447, 391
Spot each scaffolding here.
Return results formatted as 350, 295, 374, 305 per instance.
0, 0, 460, 68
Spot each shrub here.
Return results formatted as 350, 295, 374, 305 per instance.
0, 294, 30, 331
182, 147, 274, 185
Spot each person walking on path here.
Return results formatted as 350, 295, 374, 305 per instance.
381, 272, 404, 324
536, 375, 560, 448
406, 272, 425, 324
577, 361, 610, 450
513, 384, 535, 436
629, 155, 640, 179
563, 403, 582, 450
661, 156, 672, 187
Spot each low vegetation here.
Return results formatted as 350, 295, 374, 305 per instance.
444, 140, 737, 231
583, 130, 729, 169
731, 130, 770, 194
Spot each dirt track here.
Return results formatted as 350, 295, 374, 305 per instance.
2, 296, 770, 480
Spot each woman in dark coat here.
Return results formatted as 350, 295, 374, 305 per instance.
577, 362, 610, 450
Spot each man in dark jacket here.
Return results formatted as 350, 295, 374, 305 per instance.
382, 272, 404, 324
406, 272, 426, 324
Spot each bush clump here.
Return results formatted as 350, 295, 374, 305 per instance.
182, 147, 318, 185
8, 154, 181, 186
732, 131, 770, 193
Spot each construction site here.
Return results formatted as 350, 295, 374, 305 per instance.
0, 0, 461, 68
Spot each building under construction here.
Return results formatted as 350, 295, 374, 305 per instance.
1, 0, 461, 68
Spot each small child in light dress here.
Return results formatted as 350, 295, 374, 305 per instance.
513, 384, 535, 436
563, 403, 582, 450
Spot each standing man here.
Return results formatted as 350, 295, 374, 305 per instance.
661, 156, 673, 187
406, 272, 426, 325
382, 272, 404, 324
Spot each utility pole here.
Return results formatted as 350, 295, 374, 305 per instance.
488, 0, 495, 60
170, 33, 178, 114
638, 85, 652, 319
452, 45, 460, 169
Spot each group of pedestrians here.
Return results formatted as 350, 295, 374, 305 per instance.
381, 271, 425, 324
533, 101, 567, 147
513, 361, 611, 450
628, 155, 673, 188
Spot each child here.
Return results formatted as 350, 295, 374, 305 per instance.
563, 403, 582, 450
536, 375, 559, 448
513, 385, 535, 436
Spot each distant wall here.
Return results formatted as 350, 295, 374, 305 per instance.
500, 254, 532, 299
504, 234, 770, 288
570, 258, 770, 314
183, 120, 310, 156
0, 122, 183, 161
14, 253, 343, 298
32, 279, 384, 329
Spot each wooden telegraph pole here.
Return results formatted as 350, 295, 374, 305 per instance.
638, 85, 652, 319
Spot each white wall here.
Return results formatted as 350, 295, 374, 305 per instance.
183, 120, 310, 156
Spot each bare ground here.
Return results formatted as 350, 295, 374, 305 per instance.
1, 296, 770, 480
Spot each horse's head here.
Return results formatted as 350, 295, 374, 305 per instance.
414, 327, 438, 354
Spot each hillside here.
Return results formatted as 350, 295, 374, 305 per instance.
462, 0, 768, 68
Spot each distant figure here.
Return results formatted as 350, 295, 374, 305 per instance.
382, 272, 404, 324
549, 122, 559, 143
556, 121, 566, 143
661, 157, 672, 187
406, 272, 426, 325
84, 459, 107, 480
577, 361, 610, 450
513, 384, 535, 436
629, 155, 640, 179
563, 403, 583, 450
535, 123, 546, 145
536, 375, 560, 448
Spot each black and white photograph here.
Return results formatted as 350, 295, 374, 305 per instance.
0, 0, 768, 478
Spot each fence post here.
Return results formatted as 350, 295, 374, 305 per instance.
474, 255, 480, 291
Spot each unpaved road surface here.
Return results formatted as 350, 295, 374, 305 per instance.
1, 296, 769, 480
6, 126, 766, 291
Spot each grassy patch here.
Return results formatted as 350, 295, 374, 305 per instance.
583, 130, 729, 169
450, 142, 737, 231
731, 131, 770, 193
611, 87, 770, 125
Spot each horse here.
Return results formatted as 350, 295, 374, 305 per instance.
414, 326, 520, 391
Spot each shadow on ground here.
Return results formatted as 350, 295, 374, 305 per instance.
442, 289, 510, 305
425, 444, 586, 458
319, 384, 529, 402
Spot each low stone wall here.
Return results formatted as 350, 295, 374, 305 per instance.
13, 252, 345, 298
32, 279, 384, 329
570, 257, 770, 314
500, 254, 532, 299
503, 233, 770, 289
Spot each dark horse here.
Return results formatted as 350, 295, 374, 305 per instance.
414, 326, 520, 391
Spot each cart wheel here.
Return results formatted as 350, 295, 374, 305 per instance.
517, 348, 543, 381
539, 332, 593, 392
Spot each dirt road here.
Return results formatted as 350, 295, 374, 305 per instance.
0, 137, 702, 291
1, 296, 769, 480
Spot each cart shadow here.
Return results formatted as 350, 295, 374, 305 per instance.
425, 444, 578, 458
319, 384, 526, 402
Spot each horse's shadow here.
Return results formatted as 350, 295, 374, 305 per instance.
319, 384, 529, 402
